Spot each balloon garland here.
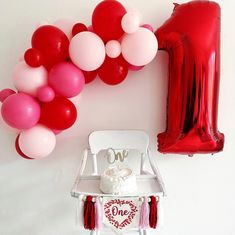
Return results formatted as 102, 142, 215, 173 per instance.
0, 0, 158, 159
0, 0, 224, 159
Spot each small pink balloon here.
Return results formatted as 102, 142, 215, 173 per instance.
52, 129, 62, 135
121, 12, 140, 34
141, 24, 154, 32
105, 40, 121, 58
88, 25, 94, 32
37, 86, 55, 102
1, 93, 40, 129
129, 64, 144, 71
0, 89, 16, 103
49, 62, 85, 98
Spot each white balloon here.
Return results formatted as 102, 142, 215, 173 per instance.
12, 61, 48, 96
19, 124, 56, 159
121, 28, 158, 66
69, 31, 106, 71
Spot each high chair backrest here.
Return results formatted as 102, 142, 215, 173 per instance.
88, 130, 149, 175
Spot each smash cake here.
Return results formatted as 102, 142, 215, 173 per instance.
100, 165, 137, 195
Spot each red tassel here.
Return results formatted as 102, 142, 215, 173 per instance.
84, 196, 95, 230
149, 196, 158, 229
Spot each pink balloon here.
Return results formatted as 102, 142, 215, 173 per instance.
19, 124, 56, 159
69, 31, 106, 71
1, 93, 40, 129
105, 40, 121, 58
121, 12, 140, 34
52, 129, 62, 135
121, 27, 158, 66
88, 25, 94, 32
12, 61, 48, 96
37, 86, 55, 102
129, 64, 144, 71
141, 24, 154, 32
0, 89, 16, 103
49, 62, 85, 98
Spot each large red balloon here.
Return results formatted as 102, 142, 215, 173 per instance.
98, 56, 128, 85
155, 1, 224, 155
32, 25, 69, 70
40, 97, 77, 130
92, 0, 126, 42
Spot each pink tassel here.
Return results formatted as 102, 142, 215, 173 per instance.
95, 197, 103, 230
139, 197, 150, 229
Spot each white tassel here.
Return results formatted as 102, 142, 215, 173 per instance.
76, 195, 84, 228
157, 196, 164, 228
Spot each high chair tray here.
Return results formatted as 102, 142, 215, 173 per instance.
71, 174, 164, 198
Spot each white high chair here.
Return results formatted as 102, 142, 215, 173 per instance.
71, 130, 166, 235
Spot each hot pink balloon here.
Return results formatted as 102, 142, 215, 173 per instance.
129, 64, 144, 71
49, 62, 85, 98
37, 86, 55, 102
1, 93, 40, 129
0, 89, 16, 103
141, 24, 154, 32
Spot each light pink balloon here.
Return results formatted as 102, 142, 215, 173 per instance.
37, 86, 55, 102
0, 89, 16, 103
49, 62, 85, 98
12, 61, 48, 96
54, 18, 76, 40
121, 12, 140, 34
121, 27, 158, 66
19, 124, 56, 159
105, 40, 121, 58
69, 31, 106, 71
1, 93, 40, 129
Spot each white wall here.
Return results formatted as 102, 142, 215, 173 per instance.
0, 0, 235, 234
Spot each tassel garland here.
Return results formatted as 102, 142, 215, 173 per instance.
149, 196, 158, 229
139, 197, 150, 229
95, 197, 103, 230
84, 195, 96, 230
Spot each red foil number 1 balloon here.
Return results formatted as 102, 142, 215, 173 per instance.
156, 1, 224, 155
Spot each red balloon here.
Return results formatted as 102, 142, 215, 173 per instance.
98, 56, 128, 85
32, 25, 69, 70
15, 135, 33, 160
155, 1, 224, 155
40, 97, 77, 130
92, 0, 126, 42
83, 70, 98, 84
72, 23, 88, 37
24, 48, 42, 67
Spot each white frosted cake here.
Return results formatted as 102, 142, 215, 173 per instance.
100, 165, 137, 195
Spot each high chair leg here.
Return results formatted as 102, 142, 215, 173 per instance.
143, 229, 148, 235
